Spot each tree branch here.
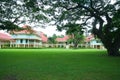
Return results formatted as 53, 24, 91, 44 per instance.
105, 13, 112, 24
90, 0, 100, 14
81, 16, 92, 26
12, 14, 22, 23
77, 3, 103, 21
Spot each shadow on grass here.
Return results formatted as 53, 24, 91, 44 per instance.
2, 74, 17, 80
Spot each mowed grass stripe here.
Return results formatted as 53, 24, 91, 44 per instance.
0, 49, 120, 80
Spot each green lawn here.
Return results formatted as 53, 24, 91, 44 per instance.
0, 49, 120, 80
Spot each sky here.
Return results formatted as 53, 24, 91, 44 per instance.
34, 26, 66, 37
19, 23, 66, 37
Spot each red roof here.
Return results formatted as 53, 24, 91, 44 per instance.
56, 36, 69, 42
12, 25, 35, 34
22, 25, 29, 28
10, 25, 48, 42
85, 34, 94, 42
13, 30, 29, 34
0, 32, 12, 41
39, 32, 48, 43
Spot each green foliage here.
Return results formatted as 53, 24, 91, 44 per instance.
0, 0, 48, 30
58, 23, 84, 48
40, 0, 120, 55
0, 21, 21, 31
48, 34, 57, 44
0, 0, 26, 30
112, 9, 120, 28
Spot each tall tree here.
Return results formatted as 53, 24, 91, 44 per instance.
58, 23, 84, 48
35, 0, 120, 56
48, 34, 57, 44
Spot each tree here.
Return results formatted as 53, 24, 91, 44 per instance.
35, 0, 120, 56
0, 0, 23, 30
48, 34, 57, 44
58, 23, 84, 48
0, 0, 48, 31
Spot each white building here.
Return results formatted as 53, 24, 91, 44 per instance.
10, 25, 42, 48
85, 35, 104, 49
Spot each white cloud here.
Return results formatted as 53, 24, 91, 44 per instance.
19, 22, 66, 37
34, 26, 66, 37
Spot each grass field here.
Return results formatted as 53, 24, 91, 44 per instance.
0, 49, 120, 80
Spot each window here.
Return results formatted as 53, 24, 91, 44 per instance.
26, 39, 28, 43
20, 39, 23, 43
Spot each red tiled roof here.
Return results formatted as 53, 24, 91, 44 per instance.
13, 30, 32, 34
85, 34, 94, 42
56, 36, 69, 42
39, 32, 48, 42
12, 25, 35, 34
9, 25, 48, 42
0, 32, 12, 41
22, 25, 29, 28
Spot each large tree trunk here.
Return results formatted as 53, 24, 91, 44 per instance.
73, 40, 79, 49
93, 26, 120, 56
74, 43, 78, 48
101, 37, 120, 56
106, 47, 120, 56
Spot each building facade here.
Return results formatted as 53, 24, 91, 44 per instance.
11, 34, 42, 48
85, 35, 104, 49
55, 35, 69, 47
0, 32, 12, 48
10, 25, 42, 48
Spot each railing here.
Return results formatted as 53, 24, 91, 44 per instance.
0, 42, 105, 49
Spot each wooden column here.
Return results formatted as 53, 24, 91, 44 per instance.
34, 40, 35, 47
28, 39, 29, 48
10, 41, 12, 47
0, 41, 1, 49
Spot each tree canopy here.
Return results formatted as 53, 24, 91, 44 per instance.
0, 0, 48, 31
0, 0, 22, 30
58, 23, 84, 48
40, 0, 120, 56
48, 34, 57, 44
